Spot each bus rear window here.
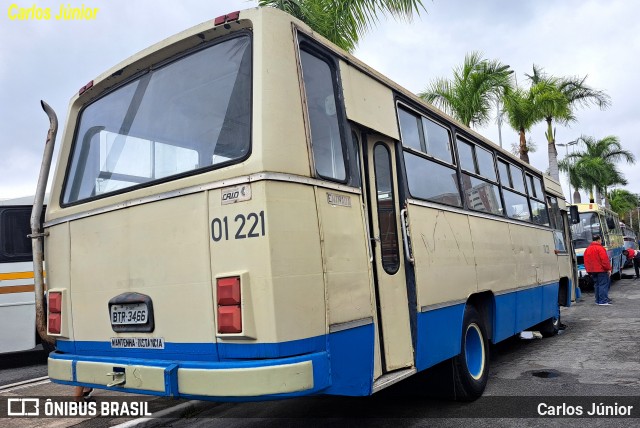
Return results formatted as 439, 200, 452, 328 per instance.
63, 35, 252, 204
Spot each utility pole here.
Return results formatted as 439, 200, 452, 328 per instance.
496, 99, 503, 148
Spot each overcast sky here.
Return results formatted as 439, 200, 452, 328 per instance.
1, 0, 638, 206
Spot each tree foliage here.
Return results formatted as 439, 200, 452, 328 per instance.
608, 189, 640, 218
560, 135, 635, 204
259, 0, 426, 52
419, 52, 513, 128
525, 65, 611, 181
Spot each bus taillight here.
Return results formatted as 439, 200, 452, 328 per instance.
48, 291, 62, 335
217, 277, 242, 333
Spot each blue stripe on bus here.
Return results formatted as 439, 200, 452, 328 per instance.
415, 282, 561, 369
218, 335, 326, 359
56, 339, 220, 360
415, 303, 465, 371
57, 333, 326, 360
493, 282, 559, 343
324, 322, 375, 396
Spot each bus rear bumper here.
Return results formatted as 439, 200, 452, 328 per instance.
48, 351, 330, 400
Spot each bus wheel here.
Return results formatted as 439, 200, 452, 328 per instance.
452, 306, 489, 401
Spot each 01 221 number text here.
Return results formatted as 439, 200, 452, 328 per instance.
211, 211, 265, 242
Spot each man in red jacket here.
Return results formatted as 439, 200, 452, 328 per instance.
583, 235, 612, 305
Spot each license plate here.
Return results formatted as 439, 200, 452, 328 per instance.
110, 303, 148, 325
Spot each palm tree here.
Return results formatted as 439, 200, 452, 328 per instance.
608, 189, 639, 218
502, 86, 542, 163
557, 156, 584, 203
562, 135, 635, 204
418, 52, 513, 128
526, 65, 611, 182
258, 0, 426, 52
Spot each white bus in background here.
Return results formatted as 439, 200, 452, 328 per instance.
0, 196, 51, 354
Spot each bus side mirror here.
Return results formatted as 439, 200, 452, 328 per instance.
606, 217, 616, 230
569, 205, 579, 224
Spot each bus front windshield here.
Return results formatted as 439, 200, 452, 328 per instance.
63, 35, 252, 204
571, 212, 603, 249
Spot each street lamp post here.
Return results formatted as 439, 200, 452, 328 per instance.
557, 140, 579, 204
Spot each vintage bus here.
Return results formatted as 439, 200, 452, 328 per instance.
38, 7, 576, 401
0, 197, 51, 354
570, 203, 624, 285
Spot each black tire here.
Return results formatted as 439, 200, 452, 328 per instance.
580, 274, 594, 290
452, 306, 489, 401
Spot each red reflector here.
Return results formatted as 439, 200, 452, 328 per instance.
218, 306, 242, 333
79, 80, 94, 95
48, 313, 61, 334
214, 11, 240, 26
217, 277, 241, 305
49, 292, 62, 313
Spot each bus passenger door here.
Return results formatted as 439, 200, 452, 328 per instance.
363, 134, 414, 373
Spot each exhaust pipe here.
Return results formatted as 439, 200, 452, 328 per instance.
30, 100, 58, 348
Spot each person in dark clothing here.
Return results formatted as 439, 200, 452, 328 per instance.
623, 248, 640, 279
583, 235, 612, 305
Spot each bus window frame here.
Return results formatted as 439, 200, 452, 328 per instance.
496, 157, 533, 223
372, 142, 401, 275
394, 98, 557, 228
60, 31, 254, 208
395, 101, 463, 209
297, 37, 353, 186
454, 135, 503, 216
525, 172, 550, 227
0, 206, 39, 263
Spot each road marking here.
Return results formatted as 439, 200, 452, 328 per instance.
0, 376, 50, 393
111, 400, 205, 428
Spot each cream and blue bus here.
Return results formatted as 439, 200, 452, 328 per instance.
37, 7, 576, 401
570, 203, 624, 286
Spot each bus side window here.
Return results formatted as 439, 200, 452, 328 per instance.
0, 207, 33, 262
373, 144, 400, 274
547, 196, 566, 252
299, 50, 347, 182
